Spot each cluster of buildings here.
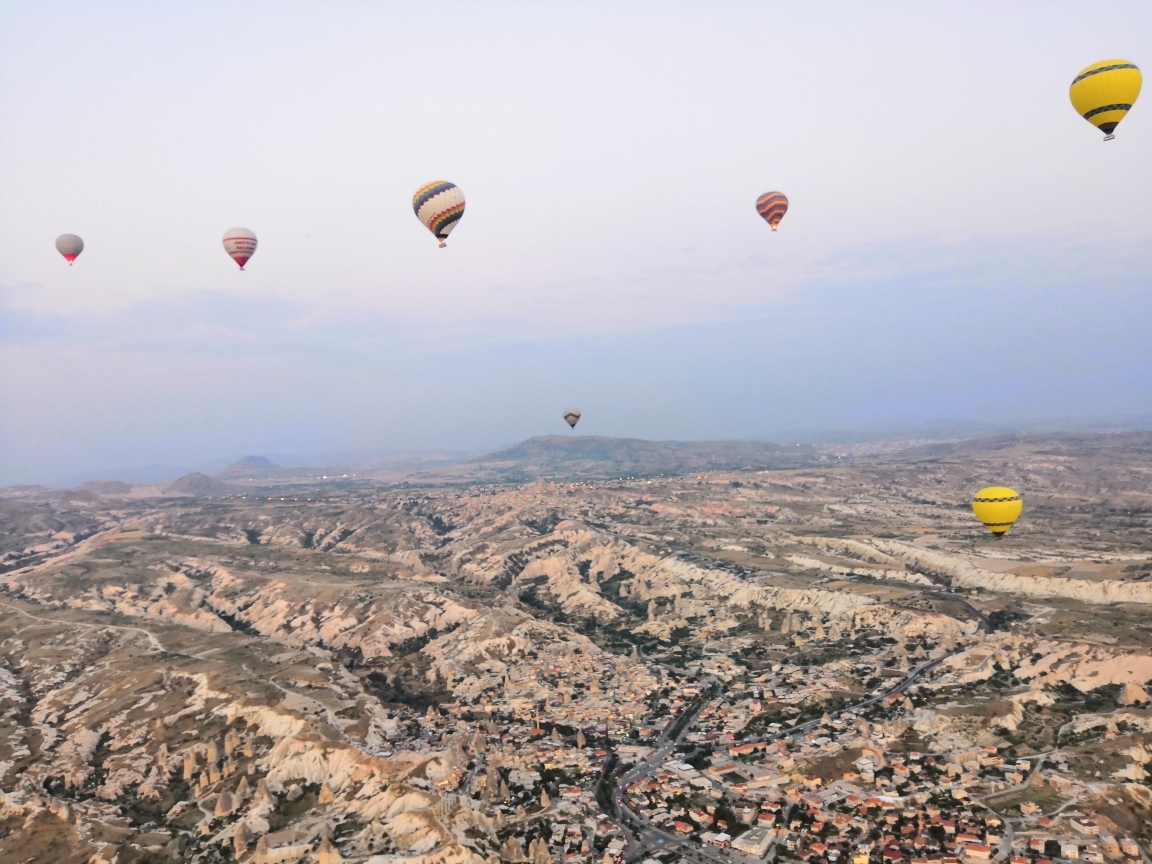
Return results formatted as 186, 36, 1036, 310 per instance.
1010, 815, 1143, 864
613, 683, 1147, 864
344, 590, 1146, 864
624, 732, 1147, 864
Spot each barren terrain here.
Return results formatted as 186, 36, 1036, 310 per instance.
1, 432, 1150, 864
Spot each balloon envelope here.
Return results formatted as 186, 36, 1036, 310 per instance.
413, 181, 465, 247
972, 486, 1023, 537
55, 234, 84, 264
222, 228, 258, 270
756, 192, 788, 231
1070, 60, 1142, 139
563, 409, 581, 429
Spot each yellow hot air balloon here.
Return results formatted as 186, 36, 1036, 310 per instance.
972, 487, 1022, 538
1070, 59, 1142, 140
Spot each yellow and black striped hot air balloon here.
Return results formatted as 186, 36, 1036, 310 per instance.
1070, 59, 1142, 141
972, 486, 1022, 538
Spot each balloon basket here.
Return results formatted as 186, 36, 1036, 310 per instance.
1104, 134, 1115, 141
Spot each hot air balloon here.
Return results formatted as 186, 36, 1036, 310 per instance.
222, 228, 257, 270
563, 409, 581, 429
972, 487, 1022, 538
413, 181, 465, 247
1070, 60, 1142, 140
756, 192, 788, 231
55, 234, 84, 265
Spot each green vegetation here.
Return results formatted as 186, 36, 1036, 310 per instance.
523, 513, 562, 535
985, 784, 1065, 816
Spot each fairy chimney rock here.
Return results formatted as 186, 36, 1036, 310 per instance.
1120, 682, 1151, 705
500, 836, 527, 862
318, 836, 346, 864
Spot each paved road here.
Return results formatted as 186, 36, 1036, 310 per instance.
613, 678, 730, 864
921, 591, 995, 632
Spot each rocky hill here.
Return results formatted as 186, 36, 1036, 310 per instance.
215, 455, 286, 480
424, 435, 823, 482
163, 472, 236, 496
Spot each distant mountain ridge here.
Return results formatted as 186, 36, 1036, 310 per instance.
13, 430, 1152, 495
433, 435, 822, 481
74, 480, 134, 496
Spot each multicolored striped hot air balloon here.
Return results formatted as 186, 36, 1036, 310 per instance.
756, 192, 788, 231
1070, 60, 1142, 141
413, 181, 465, 248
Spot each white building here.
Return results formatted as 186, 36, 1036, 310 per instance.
732, 826, 775, 857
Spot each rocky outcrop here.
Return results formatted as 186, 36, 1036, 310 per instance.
794, 536, 904, 568
318, 837, 346, 864
204, 564, 483, 659
989, 690, 1056, 732
1113, 763, 1149, 781
785, 554, 934, 586
1068, 655, 1152, 691
936, 634, 1152, 693
517, 556, 621, 622
527, 837, 551, 864
870, 540, 1152, 605
1120, 682, 1151, 705
500, 836, 527, 862
1062, 711, 1152, 738
653, 557, 875, 617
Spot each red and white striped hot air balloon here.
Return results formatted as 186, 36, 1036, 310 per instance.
222, 228, 257, 270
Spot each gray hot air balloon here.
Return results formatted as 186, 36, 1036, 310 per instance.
55, 234, 84, 265
563, 409, 581, 429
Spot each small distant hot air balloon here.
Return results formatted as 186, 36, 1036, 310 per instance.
563, 409, 581, 429
413, 181, 465, 247
222, 228, 257, 270
972, 486, 1023, 538
56, 234, 84, 265
756, 192, 788, 231
1070, 60, 1142, 140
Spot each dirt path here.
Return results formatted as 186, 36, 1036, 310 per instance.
0, 600, 169, 653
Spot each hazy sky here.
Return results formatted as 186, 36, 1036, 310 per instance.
3, 2, 1152, 484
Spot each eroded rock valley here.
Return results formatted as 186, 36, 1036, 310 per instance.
1, 433, 1151, 864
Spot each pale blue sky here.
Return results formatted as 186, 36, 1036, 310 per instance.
2, 2, 1151, 483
